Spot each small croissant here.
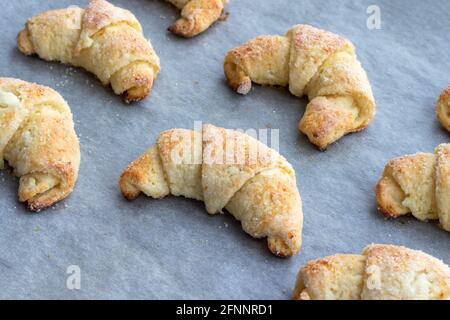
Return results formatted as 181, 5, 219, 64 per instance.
376, 144, 450, 232
293, 244, 450, 300
166, 0, 225, 37
17, 0, 160, 103
436, 86, 450, 133
0, 78, 80, 211
119, 124, 303, 257
224, 24, 375, 150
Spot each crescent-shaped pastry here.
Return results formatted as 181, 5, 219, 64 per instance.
166, 0, 225, 37
0, 78, 80, 211
119, 124, 303, 257
376, 144, 450, 232
17, 0, 160, 102
293, 244, 450, 300
224, 24, 375, 150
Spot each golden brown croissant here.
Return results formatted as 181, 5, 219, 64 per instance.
119, 124, 303, 257
376, 144, 450, 232
224, 24, 376, 150
436, 86, 450, 132
17, 0, 160, 103
165, 0, 225, 37
293, 244, 450, 300
0, 78, 80, 212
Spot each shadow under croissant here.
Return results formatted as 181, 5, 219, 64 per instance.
13, 48, 151, 106
224, 80, 372, 152
120, 192, 298, 258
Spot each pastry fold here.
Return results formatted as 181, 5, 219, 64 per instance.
119, 124, 303, 257
17, 0, 160, 102
224, 24, 375, 150
166, 0, 225, 37
0, 78, 80, 211
376, 143, 450, 232
293, 244, 450, 300
436, 86, 450, 132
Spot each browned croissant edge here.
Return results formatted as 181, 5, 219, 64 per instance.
26, 164, 78, 212
375, 172, 406, 218
167, 0, 226, 38
436, 86, 450, 133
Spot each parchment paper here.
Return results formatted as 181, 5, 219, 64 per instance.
0, 0, 449, 299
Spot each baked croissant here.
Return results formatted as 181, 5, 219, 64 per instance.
436, 86, 450, 132
0, 78, 80, 212
376, 144, 450, 232
166, 0, 225, 37
293, 244, 450, 300
224, 24, 376, 150
119, 124, 303, 257
17, 0, 160, 103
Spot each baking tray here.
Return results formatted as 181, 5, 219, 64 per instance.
0, 0, 448, 299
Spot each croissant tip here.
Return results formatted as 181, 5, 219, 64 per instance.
168, 22, 196, 38
123, 89, 149, 104
123, 193, 138, 201
123, 97, 140, 104
26, 201, 45, 213
377, 206, 399, 219
267, 237, 299, 258
119, 176, 141, 201
17, 28, 35, 56
298, 126, 332, 151
167, 26, 175, 33
120, 187, 141, 201
303, 136, 329, 151
236, 82, 251, 95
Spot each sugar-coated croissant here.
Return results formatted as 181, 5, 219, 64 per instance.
119, 124, 303, 257
0, 78, 80, 212
376, 144, 450, 232
224, 24, 375, 150
436, 86, 450, 133
17, 0, 160, 103
293, 244, 450, 300
166, 0, 225, 37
